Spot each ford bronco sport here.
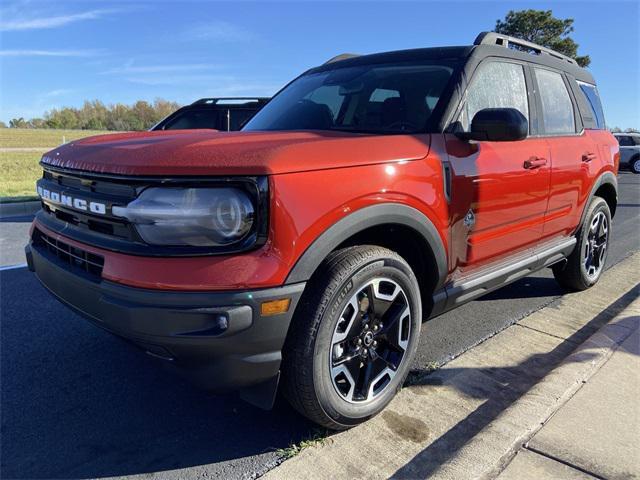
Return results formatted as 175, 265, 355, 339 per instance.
27, 32, 619, 429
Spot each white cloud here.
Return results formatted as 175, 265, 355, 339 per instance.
185, 21, 254, 42
0, 49, 103, 57
101, 63, 219, 75
124, 74, 235, 86
0, 9, 118, 31
43, 89, 73, 97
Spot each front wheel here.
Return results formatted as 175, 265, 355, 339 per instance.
553, 196, 611, 291
281, 246, 422, 430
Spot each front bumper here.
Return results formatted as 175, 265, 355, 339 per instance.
25, 239, 305, 408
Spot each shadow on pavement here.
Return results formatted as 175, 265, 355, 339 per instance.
0, 269, 314, 479
477, 274, 565, 301
391, 284, 639, 479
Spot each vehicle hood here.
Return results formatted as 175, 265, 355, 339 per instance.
41, 130, 431, 176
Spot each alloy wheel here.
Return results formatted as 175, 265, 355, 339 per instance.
329, 278, 411, 403
583, 211, 608, 279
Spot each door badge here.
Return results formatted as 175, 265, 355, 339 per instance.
464, 209, 475, 228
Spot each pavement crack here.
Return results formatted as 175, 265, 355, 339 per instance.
514, 323, 578, 344
523, 445, 607, 480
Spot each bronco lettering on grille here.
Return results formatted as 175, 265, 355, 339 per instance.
37, 186, 107, 215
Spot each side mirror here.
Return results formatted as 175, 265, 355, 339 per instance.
457, 108, 528, 142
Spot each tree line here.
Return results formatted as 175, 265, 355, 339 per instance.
2, 99, 181, 131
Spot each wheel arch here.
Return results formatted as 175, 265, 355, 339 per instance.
585, 171, 618, 222
284, 204, 448, 313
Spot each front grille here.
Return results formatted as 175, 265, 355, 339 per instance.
39, 167, 140, 242
36, 164, 269, 257
33, 228, 104, 279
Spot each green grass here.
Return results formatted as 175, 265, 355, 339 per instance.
0, 151, 44, 197
276, 430, 329, 459
0, 128, 111, 148
0, 128, 117, 197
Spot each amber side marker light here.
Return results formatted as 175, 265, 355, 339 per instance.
261, 298, 291, 316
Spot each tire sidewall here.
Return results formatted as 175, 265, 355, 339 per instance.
632, 157, 640, 174
311, 254, 421, 428
577, 197, 611, 287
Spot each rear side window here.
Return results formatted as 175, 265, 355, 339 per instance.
617, 136, 635, 146
460, 61, 529, 131
534, 68, 575, 135
578, 82, 606, 129
162, 109, 221, 130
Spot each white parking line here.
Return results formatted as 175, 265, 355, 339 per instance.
0, 263, 28, 271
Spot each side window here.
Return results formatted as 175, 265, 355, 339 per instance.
578, 82, 606, 129
534, 68, 576, 135
305, 85, 345, 119
617, 136, 634, 147
460, 61, 529, 131
369, 88, 400, 102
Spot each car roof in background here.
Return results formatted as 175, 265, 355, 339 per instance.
191, 97, 270, 106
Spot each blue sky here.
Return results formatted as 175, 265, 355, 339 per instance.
1, 0, 638, 128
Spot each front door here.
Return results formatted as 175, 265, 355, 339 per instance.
446, 60, 551, 273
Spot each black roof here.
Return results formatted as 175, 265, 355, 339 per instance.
310, 31, 595, 84
310, 46, 473, 74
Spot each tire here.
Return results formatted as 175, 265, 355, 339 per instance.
281, 245, 422, 430
631, 156, 640, 174
553, 197, 611, 291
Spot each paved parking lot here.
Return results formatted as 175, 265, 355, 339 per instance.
1, 172, 638, 479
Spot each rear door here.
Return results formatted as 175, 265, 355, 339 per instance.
532, 67, 596, 239
445, 59, 551, 272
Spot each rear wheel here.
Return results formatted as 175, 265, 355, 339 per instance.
553, 197, 611, 291
631, 156, 640, 174
281, 246, 422, 430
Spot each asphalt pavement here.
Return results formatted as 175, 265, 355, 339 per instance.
0, 172, 638, 479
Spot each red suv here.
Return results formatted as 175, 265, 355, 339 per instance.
27, 32, 618, 429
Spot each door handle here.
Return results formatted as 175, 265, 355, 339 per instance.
582, 152, 597, 162
523, 157, 548, 169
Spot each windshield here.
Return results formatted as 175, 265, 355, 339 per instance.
243, 61, 455, 134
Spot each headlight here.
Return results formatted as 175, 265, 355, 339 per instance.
112, 187, 254, 246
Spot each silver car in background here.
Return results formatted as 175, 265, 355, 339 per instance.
614, 132, 640, 173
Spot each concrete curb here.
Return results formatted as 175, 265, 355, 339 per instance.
0, 201, 40, 219
478, 298, 639, 480
263, 252, 640, 480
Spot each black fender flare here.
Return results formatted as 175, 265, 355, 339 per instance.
284, 203, 448, 290
577, 171, 618, 230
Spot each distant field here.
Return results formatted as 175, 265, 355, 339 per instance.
0, 151, 43, 198
0, 128, 112, 149
0, 128, 115, 198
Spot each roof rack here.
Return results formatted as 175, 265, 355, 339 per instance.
324, 53, 360, 65
474, 31, 578, 66
191, 97, 267, 105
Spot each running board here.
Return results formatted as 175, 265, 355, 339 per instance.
430, 237, 576, 318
